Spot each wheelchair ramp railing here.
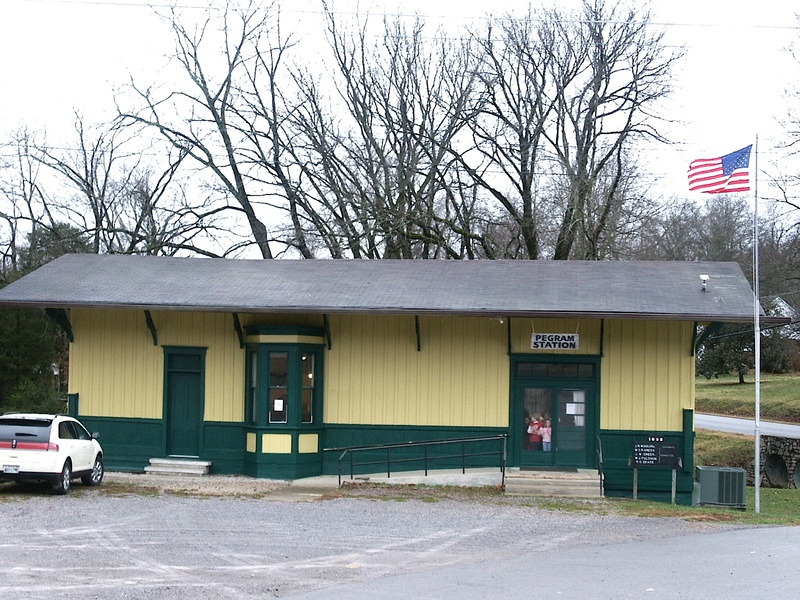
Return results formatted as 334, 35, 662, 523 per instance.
332, 435, 507, 488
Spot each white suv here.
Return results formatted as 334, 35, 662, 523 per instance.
0, 413, 104, 494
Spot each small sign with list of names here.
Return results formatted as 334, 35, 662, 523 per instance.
631, 436, 680, 468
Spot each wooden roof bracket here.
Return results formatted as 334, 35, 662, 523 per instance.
45, 308, 74, 343
144, 310, 158, 346
507, 317, 512, 355
599, 319, 605, 357
415, 315, 422, 351
323, 314, 332, 350
232, 313, 244, 349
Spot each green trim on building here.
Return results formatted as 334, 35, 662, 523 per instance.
322, 424, 507, 477
509, 353, 602, 470
599, 426, 696, 506
76, 413, 696, 504
75, 416, 245, 475
244, 325, 326, 337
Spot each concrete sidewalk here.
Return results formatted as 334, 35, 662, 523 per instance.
289, 467, 505, 490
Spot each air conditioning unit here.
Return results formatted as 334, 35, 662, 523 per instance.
693, 466, 746, 509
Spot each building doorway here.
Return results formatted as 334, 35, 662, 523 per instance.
164, 347, 205, 458
512, 358, 599, 469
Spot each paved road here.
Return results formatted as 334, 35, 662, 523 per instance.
291, 525, 800, 600
696, 413, 800, 438
2, 485, 796, 599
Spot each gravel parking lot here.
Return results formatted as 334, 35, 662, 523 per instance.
0, 473, 762, 599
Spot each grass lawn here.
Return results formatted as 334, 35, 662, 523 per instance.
695, 372, 800, 422
612, 486, 800, 525
694, 429, 754, 468
693, 371, 800, 525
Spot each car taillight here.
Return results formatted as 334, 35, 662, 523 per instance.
0, 441, 57, 450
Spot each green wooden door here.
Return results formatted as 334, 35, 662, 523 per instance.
512, 358, 599, 470
165, 349, 205, 457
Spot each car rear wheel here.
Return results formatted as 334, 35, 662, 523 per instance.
82, 456, 104, 486
52, 460, 72, 495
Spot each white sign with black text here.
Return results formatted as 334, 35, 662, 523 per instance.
531, 333, 579, 350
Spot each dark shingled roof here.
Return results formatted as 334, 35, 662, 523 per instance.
0, 254, 766, 322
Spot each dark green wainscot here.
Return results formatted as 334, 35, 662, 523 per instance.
598, 411, 696, 506
243, 427, 324, 480
322, 424, 508, 479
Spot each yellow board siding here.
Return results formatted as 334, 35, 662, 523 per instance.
324, 315, 509, 427
601, 320, 695, 431
153, 311, 244, 422
262, 433, 292, 454
512, 318, 601, 354
69, 309, 245, 421
298, 433, 319, 454
69, 309, 162, 418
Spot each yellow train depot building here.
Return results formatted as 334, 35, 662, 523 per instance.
0, 255, 764, 503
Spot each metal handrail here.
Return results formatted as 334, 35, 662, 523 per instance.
596, 435, 605, 497
332, 435, 507, 488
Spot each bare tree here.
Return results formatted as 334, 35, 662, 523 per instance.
32, 116, 138, 254
0, 128, 74, 277
119, 2, 277, 258
461, 1, 680, 260
545, 0, 681, 259
278, 9, 482, 259
462, 10, 559, 259
14, 116, 226, 257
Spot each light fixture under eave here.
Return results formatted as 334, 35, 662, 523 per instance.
700, 274, 709, 292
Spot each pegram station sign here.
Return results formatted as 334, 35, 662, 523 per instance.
531, 333, 579, 350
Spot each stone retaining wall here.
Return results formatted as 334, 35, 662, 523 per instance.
748, 435, 800, 488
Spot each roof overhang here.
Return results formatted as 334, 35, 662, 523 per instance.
0, 254, 776, 324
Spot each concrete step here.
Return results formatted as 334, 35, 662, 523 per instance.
504, 469, 603, 498
144, 458, 212, 476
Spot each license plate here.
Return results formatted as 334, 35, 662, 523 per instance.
2, 465, 19, 474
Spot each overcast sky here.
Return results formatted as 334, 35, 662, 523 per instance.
1, 0, 797, 197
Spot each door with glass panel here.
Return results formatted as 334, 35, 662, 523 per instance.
513, 359, 598, 469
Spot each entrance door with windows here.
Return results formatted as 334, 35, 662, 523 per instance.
512, 359, 598, 469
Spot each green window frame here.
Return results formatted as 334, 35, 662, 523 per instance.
246, 343, 323, 428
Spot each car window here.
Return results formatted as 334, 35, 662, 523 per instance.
59, 422, 76, 440
71, 421, 91, 441
0, 419, 52, 443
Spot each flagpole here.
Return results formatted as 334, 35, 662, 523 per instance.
753, 135, 761, 514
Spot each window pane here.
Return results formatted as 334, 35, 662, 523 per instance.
302, 390, 313, 423
301, 354, 314, 424
301, 354, 314, 388
516, 363, 548, 377
248, 351, 258, 422
269, 389, 288, 423
270, 353, 288, 387
522, 388, 551, 452
59, 422, 75, 440
562, 363, 578, 378
73, 422, 91, 441
269, 353, 289, 423
516, 362, 595, 379
557, 389, 586, 452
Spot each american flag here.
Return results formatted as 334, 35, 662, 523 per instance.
687, 145, 753, 194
